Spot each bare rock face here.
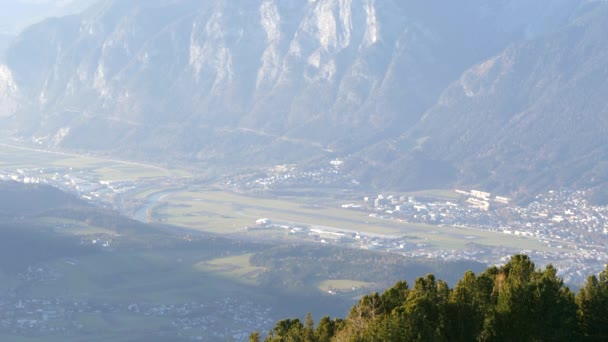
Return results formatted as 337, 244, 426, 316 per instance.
359, 2, 608, 194
4, 0, 608, 194
0, 64, 18, 118
0, 1, 531, 148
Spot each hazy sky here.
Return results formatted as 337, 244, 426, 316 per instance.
0, 0, 97, 34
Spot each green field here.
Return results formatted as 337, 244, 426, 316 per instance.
24, 247, 262, 304
0, 242, 281, 341
131, 186, 175, 200
155, 189, 556, 252
196, 253, 265, 285
0, 143, 190, 182
0, 142, 563, 254
158, 189, 409, 235
30, 217, 122, 237
0, 142, 569, 264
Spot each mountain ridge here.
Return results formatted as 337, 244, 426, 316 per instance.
1, 0, 606, 196
364, 2, 608, 196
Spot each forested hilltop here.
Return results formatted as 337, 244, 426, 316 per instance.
253, 255, 608, 341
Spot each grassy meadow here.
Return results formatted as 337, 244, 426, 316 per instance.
154, 189, 555, 252
0, 143, 189, 182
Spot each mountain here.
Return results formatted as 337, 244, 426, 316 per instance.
0, 180, 87, 216
0, 64, 18, 117
0, 0, 97, 62
0, 0, 606, 195
0, 0, 98, 35
358, 1, 608, 197
0, 33, 14, 61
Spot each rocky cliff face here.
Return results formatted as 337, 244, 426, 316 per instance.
358, 2, 608, 195
2, 1, 566, 148
0, 64, 18, 118
1, 0, 606, 195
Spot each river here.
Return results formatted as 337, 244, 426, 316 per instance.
133, 189, 182, 223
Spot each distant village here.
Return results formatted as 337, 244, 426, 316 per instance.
0, 280, 274, 340
225, 160, 608, 286
0, 168, 278, 340
225, 158, 360, 191
344, 188, 608, 286
0, 168, 139, 204
3, 163, 608, 287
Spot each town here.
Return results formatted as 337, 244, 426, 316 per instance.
223, 160, 608, 286
2, 162, 608, 288
341, 188, 608, 286
0, 265, 276, 340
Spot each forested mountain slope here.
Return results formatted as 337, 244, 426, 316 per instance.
1, 0, 607, 195
359, 2, 608, 196
256, 255, 608, 341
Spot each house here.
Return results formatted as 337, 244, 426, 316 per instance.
255, 218, 271, 226
471, 190, 491, 200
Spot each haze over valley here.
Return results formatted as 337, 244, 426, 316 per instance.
1, 1, 608, 341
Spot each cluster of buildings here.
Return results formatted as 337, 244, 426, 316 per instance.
3, 162, 607, 288
227, 159, 360, 191
249, 218, 415, 252
360, 189, 608, 243
505, 190, 608, 242
349, 189, 608, 286
0, 168, 137, 204
0, 296, 80, 335
166, 297, 275, 341
454, 189, 511, 211
0, 273, 275, 341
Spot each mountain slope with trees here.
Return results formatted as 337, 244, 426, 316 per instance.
1, 0, 608, 196
357, 1, 608, 197
254, 255, 608, 341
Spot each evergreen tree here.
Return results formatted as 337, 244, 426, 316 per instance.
304, 313, 315, 342
370, 274, 449, 341
379, 280, 409, 315
531, 264, 578, 340
577, 264, 608, 341
264, 319, 304, 342
314, 316, 340, 342
250, 331, 261, 342
257, 255, 603, 342
489, 256, 577, 341
338, 291, 382, 340
444, 270, 489, 341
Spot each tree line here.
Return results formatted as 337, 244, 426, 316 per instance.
250, 245, 484, 293
251, 255, 608, 341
